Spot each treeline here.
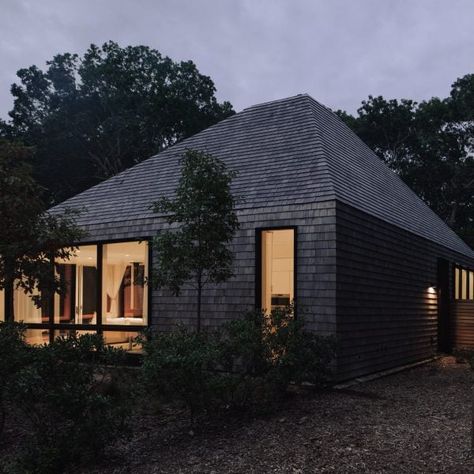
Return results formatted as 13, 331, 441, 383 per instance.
336, 75, 474, 247
0, 41, 472, 246
0, 41, 234, 203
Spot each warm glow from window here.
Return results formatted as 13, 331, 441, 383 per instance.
25, 329, 49, 345
462, 269, 468, 300
455, 267, 460, 300
102, 241, 148, 326
261, 229, 295, 312
470, 272, 474, 300
454, 265, 474, 301
103, 331, 142, 352
0, 289, 4, 321
55, 245, 98, 325
14, 285, 49, 323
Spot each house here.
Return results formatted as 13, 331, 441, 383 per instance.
3, 94, 474, 381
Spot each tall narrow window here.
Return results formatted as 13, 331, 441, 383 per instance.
260, 229, 295, 312
55, 245, 98, 325
455, 267, 460, 300
462, 269, 468, 300
102, 241, 148, 325
0, 289, 4, 321
470, 271, 474, 300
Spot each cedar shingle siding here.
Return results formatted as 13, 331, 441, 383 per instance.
51, 94, 474, 381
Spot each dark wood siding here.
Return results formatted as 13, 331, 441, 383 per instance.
76, 201, 337, 337
451, 301, 474, 348
336, 201, 474, 381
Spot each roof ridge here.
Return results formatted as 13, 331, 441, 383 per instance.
242, 93, 310, 111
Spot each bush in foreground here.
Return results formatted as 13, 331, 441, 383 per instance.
9, 333, 129, 474
141, 307, 336, 421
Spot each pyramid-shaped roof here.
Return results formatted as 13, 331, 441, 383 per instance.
53, 94, 474, 258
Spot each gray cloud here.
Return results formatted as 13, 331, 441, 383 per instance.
1, 0, 474, 119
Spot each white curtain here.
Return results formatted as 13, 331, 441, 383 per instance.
104, 263, 127, 318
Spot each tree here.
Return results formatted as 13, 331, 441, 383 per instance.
1, 41, 234, 203
152, 149, 239, 331
0, 140, 84, 320
336, 75, 474, 248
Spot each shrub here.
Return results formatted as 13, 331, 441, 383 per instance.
140, 326, 222, 423
140, 307, 336, 420
10, 333, 130, 474
0, 322, 30, 437
219, 307, 336, 406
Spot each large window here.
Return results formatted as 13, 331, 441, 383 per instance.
260, 228, 295, 312
454, 265, 474, 300
102, 241, 148, 326
5, 240, 149, 351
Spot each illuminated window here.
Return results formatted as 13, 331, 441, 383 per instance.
455, 267, 460, 300
0, 289, 4, 321
470, 272, 474, 300
454, 265, 474, 301
103, 331, 142, 353
14, 286, 49, 323
462, 269, 468, 300
25, 329, 49, 345
260, 229, 295, 312
102, 241, 148, 325
55, 245, 98, 324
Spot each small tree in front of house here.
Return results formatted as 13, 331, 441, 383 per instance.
152, 149, 239, 331
0, 140, 84, 320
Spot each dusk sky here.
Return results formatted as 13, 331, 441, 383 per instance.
1, 0, 474, 119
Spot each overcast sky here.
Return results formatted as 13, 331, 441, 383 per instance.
1, 0, 474, 119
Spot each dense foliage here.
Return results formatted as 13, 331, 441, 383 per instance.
0, 322, 29, 436
0, 140, 84, 320
336, 74, 474, 247
6, 332, 129, 474
152, 149, 239, 330
141, 307, 336, 422
0, 41, 234, 203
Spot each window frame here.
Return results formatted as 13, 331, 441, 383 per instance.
4, 237, 152, 345
255, 226, 297, 314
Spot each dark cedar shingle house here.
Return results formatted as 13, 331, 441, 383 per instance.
5, 94, 474, 381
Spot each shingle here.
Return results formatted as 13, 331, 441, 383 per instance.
51, 94, 474, 258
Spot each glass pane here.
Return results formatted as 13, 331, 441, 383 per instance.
25, 329, 49, 345
14, 286, 50, 323
261, 229, 295, 312
102, 242, 148, 326
55, 245, 98, 324
455, 267, 460, 300
0, 289, 4, 321
54, 329, 96, 340
103, 331, 142, 353
470, 272, 474, 300
462, 269, 468, 300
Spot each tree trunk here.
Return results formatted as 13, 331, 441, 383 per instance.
197, 272, 202, 333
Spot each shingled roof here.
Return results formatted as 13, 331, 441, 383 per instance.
53, 94, 474, 257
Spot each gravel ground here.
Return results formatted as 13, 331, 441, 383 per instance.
84, 356, 474, 473
3, 357, 474, 473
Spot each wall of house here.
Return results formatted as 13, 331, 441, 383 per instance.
79, 201, 338, 337
335, 201, 474, 381
451, 301, 474, 348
